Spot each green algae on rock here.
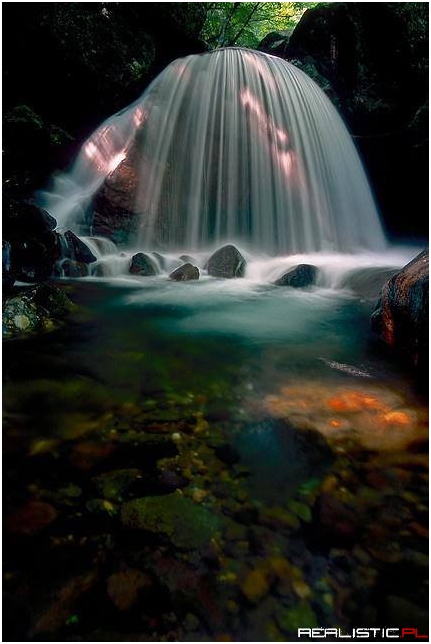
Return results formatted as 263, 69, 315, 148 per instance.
121, 492, 220, 548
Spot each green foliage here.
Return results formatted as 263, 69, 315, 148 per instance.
202, 2, 318, 49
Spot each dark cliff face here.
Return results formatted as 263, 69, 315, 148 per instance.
2, 2, 207, 198
260, 2, 429, 241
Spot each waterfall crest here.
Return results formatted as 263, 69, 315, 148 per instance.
39, 47, 386, 254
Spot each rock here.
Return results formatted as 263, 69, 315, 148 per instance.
60, 259, 89, 277
372, 250, 428, 375
207, 244, 246, 278
275, 602, 318, 634
129, 252, 158, 276
2, 283, 74, 338
169, 263, 199, 281
5, 500, 57, 535
274, 264, 318, 287
121, 492, 220, 548
63, 230, 97, 264
92, 468, 142, 500
107, 568, 152, 611
241, 567, 273, 603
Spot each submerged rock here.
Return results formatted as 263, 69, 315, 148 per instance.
169, 263, 199, 281
207, 244, 246, 278
372, 249, 428, 376
121, 492, 220, 548
274, 264, 318, 287
129, 252, 158, 276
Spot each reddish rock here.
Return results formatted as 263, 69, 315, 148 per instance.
372, 250, 428, 375
6, 500, 57, 535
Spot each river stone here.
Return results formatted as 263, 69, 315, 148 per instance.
207, 244, 246, 278
129, 252, 158, 276
121, 493, 220, 548
274, 264, 318, 287
169, 263, 199, 281
64, 230, 97, 264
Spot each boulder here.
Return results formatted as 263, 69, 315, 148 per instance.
11, 232, 62, 282
3, 283, 74, 338
63, 231, 97, 264
169, 263, 199, 281
274, 264, 318, 287
372, 249, 428, 376
207, 244, 246, 278
129, 252, 158, 276
3, 200, 57, 238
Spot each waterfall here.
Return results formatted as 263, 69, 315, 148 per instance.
38, 47, 386, 254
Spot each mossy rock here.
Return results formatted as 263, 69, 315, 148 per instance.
121, 492, 220, 548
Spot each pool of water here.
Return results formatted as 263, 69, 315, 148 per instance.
3, 272, 428, 641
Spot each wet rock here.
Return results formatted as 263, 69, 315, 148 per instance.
372, 249, 428, 376
158, 469, 189, 492
3, 283, 73, 338
207, 244, 246, 278
121, 492, 220, 548
107, 568, 152, 611
129, 252, 158, 276
5, 500, 57, 535
60, 258, 89, 277
63, 230, 97, 264
70, 441, 115, 470
92, 468, 142, 500
274, 264, 318, 287
169, 262, 199, 281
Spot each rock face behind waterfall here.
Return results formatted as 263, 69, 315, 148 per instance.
92, 160, 140, 245
207, 245, 246, 279
372, 250, 429, 377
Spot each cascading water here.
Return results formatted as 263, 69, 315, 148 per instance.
39, 47, 386, 255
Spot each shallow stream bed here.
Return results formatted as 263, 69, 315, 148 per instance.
3, 273, 428, 641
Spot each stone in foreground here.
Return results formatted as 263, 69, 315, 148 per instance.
274, 264, 318, 287
169, 263, 199, 281
121, 493, 220, 548
207, 244, 246, 278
